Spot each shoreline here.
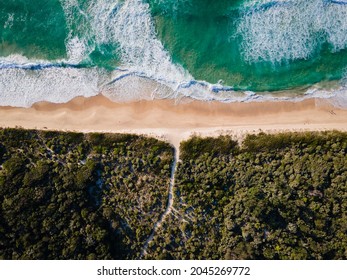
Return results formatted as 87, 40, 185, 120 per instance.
0, 95, 346, 149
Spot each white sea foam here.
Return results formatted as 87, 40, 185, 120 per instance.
58, 0, 194, 98
1, 56, 346, 107
1, 0, 347, 108
238, 0, 347, 63
102, 74, 175, 102
0, 0, 195, 107
66, 36, 88, 64
59, 0, 95, 62
0, 65, 99, 107
325, 69, 347, 108
3, 13, 14, 29
91, 0, 192, 86
0, 54, 31, 65
323, 3, 347, 52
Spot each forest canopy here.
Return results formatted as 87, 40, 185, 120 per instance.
145, 131, 347, 260
0, 128, 346, 260
0, 128, 173, 259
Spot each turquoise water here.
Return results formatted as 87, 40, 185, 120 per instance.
150, 0, 347, 91
1, 0, 347, 107
0, 0, 67, 59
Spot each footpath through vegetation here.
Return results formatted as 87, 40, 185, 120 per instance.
0, 128, 346, 260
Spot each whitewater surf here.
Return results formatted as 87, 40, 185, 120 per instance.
1, 0, 347, 107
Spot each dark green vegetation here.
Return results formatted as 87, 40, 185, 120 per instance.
0, 128, 173, 259
1, 129, 347, 260
145, 132, 347, 260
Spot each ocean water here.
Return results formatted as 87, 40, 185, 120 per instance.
1, 0, 347, 107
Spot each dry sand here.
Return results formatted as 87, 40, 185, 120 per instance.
0, 95, 346, 149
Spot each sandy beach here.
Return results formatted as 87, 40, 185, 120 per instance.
0, 95, 346, 149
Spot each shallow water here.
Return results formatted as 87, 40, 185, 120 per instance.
1, 0, 347, 107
